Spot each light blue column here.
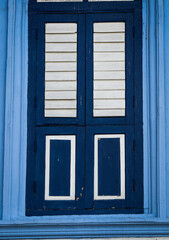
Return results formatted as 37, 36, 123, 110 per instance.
142, 0, 157, 215
156, 0, 166, 219
0, 0, 8, 219
164, 0, 169, 218
3, 0, 28, 220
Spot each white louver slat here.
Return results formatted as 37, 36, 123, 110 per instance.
45, 23, 77, 118
93, 22, 125, 117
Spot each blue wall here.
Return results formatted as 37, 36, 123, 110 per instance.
0, 0, 169, 238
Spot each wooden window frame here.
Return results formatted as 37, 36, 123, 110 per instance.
26, 0, 143, 215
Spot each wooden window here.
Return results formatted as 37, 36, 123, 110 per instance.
27, 1, 143, 215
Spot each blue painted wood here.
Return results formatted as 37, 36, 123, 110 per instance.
26, 12, 38, 212
85, 126, 142, 212
26, 126, 86, 214
27, 4, 143, 214
142, 0, 150, 214
133, 7, 143, 210
98, 138, 120, 196
0, 0, 7, 220
28, 1, 142, 13
49, 140, 71, 197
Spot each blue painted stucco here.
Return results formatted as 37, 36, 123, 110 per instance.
164, 0, 169, 219
0, 0, 7, 219
0, 0, 169, 238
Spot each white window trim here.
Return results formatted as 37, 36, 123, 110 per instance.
45, 135, 76, 201
94, 134, 125, 200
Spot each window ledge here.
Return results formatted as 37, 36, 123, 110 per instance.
0, 219, 169, 238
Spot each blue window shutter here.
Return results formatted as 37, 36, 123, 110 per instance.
26, 5, 143, 215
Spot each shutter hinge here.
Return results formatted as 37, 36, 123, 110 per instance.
33, 181, 36, 194
132, 139, 136, 152
133, 96, 135, 108
34, 96, 37, 109
34, 139, 37, 152
133, 26, 135, 38
35, 28, 38, 40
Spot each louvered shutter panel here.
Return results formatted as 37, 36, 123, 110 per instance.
45, 23, 77, 117
93, 22, 125, 117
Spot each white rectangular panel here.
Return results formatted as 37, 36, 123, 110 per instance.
45, 135, 76, 200
45, 23, 77, 118
94, 134, 125, 200
93, 22, 125, 117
